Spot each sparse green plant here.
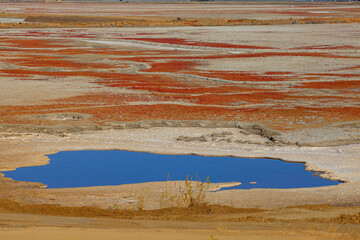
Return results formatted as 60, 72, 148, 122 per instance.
112, 203, 122, 210
160, 173, 211, 208
112, 201, 133, 211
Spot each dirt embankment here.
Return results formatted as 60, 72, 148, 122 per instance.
0, 198, 258, 220
1, 198, 360, 225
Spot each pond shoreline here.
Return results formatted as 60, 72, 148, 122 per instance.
2, 149, 339, 189
0, 127, 359, 210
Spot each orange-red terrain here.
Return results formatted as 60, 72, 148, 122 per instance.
0, 27, 360, 130
0, 26, 359, 131
0, 3, 359, 133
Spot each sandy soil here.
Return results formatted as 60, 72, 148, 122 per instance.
0, 2, 360, 239
1, 225, 358, 240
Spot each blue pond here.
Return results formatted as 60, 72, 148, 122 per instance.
2, 150, 338, 189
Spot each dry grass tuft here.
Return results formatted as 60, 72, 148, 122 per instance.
160, 174, 211, 209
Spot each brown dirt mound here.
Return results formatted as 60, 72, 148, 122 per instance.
0, 199, 262, 220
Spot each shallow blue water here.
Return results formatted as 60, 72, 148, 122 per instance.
1, 150, 339, 189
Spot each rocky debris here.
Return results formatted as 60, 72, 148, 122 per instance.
25, 113, 90, 121
176, 130, 268, 145
235, 122, 281, 141
233, 140, 263, 145
176, 135, 208, 142
210, 132, 233, 138
240, 128, 262, 136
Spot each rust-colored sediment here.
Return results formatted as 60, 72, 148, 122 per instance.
0, 30, 359, 131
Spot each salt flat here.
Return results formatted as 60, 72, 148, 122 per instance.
0, 2, 359, 239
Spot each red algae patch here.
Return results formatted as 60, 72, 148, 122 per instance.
6, 39, 70, 49
123, 38, 276, 50
293, 45, 360, 50
190, 71, 289, 82
4, 56, 113, 70
1, 25, 360, 131
295, 80, 360, 90
141, 60, 196, 73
